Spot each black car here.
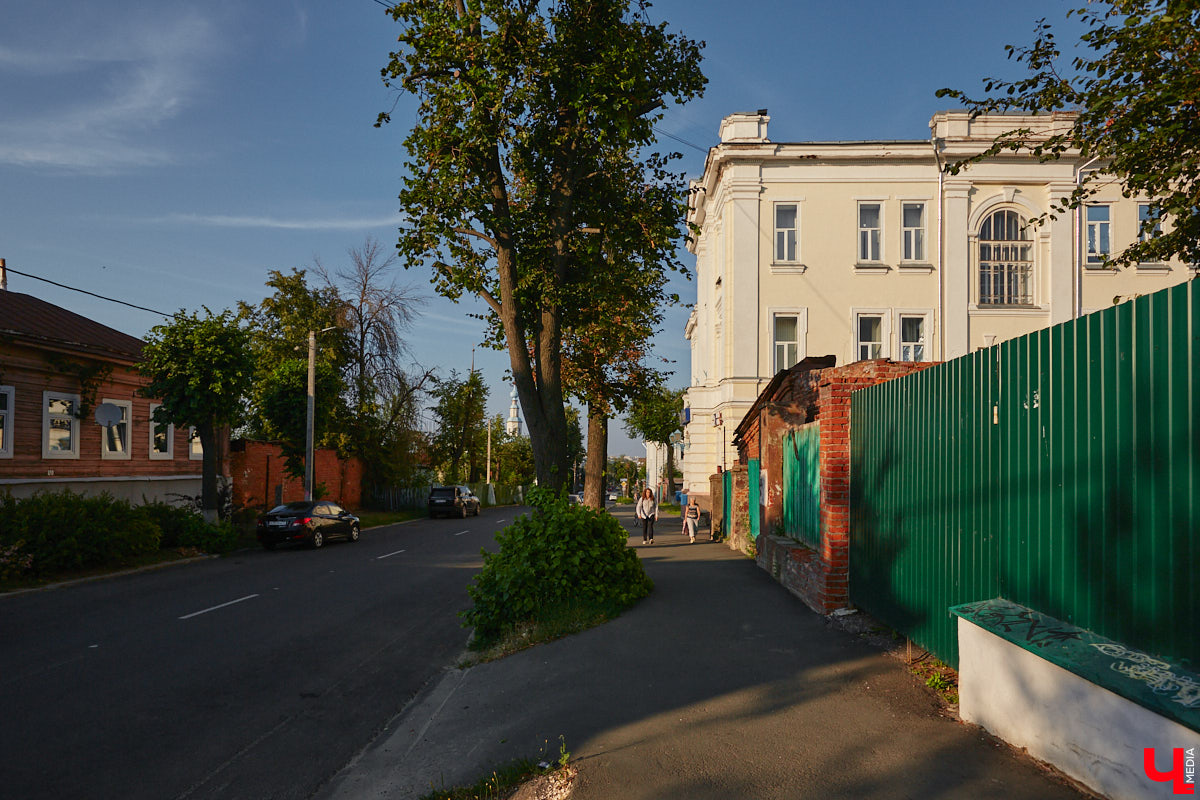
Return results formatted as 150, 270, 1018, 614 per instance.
257, 500, 360, 550
427, 485, 481, 518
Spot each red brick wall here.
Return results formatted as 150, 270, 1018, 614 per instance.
756, 360, 938, 613
230, 440, 363, 511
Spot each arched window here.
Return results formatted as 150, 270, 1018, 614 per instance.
979, 209, 1033, 305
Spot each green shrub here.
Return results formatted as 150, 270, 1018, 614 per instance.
181, 520, 241, 555
140, 500, 211, 549
0, 490, 160, 576
462, 488, 653, 649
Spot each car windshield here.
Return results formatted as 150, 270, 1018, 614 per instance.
268, 501, 313, 514
430, 488, 456, 498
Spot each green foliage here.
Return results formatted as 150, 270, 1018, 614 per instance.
429, 370, 489, 483
0, 491, 243, 579
256, 358, 348, 478
937, 0, 1200, 266
462, 487, 652, 648
0, 491, 160, 575
378, 0, 706, 490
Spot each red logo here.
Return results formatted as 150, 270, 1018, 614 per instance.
1145, 748, 1196, 795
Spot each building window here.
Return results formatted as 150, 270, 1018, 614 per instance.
0, 386, 12, 459
979, 209, 1033, 305
1138, 203, 1162, 243
856, 314, 885, 360
902, 203, 926, 261
898, 315, 927, 361
189, 427, 204, 460
100, 399, 132, 460
774, 203, 799, 263
773, 314, 801, 372
858, 203, 882, 262
43, 391, 80, 459
149, 403, 174, 460
1086, 205, 1111, 265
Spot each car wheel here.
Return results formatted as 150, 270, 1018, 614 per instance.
473, 504, 480, 517
348, 524, 360, 543
460, 504, 468, 519
311, 529, 324, 548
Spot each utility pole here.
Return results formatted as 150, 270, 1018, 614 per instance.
305, 326, 337, 502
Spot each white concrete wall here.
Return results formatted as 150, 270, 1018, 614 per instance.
958, 618, 1200, 800
0, 475, 203, 505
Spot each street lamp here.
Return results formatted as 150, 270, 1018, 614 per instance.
305, 326, 337, 502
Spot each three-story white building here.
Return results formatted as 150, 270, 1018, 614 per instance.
682, 110, 1195, 506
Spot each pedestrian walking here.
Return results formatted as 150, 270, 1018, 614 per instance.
636, 488, 658, 544
683, 498, 699, 543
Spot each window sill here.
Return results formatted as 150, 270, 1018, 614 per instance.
770, 262, 807, 274
853, 263, 891, 274
898, 262, 935, 274
970, 304, 1047, 315
1135, 262, 1171, 272
1084, 265, 1117, 273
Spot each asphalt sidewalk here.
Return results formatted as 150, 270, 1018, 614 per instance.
318, 505, 1088, 800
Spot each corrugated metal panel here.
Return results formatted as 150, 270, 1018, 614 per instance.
783, 425, 820, 547
850, 279, 1198, 668
748, 458, 761, 540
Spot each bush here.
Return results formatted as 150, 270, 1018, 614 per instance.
0, 490, 160, 576
140, 500, 211, 549
462, 487, 653, 649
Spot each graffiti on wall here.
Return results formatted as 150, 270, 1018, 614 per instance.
1090, 643, 1200, 709
955, 601, 1085, 648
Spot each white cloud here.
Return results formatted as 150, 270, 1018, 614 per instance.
0, 7, 222, 172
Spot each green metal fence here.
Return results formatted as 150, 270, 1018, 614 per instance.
748, 458, 761, 540
850, 279, 1198, 668
783, 425, 821, 548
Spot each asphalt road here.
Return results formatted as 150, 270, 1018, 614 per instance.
0, 507, 522, 800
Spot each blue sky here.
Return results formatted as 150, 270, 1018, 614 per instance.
0, 0, 1079, 456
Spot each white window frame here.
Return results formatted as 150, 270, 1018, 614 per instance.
99, 398, 133, 460
901, 202, 927, 262
188, 426, 204, 460
857, 202, 883, 263
852, 309, 889, 361
895, 310, 933, 362
149, 403, 174, 460
42, 390, 81, 459
1085, 204, 1111, 265
772, 201, 802, 266
769, 308, 808, 373
0, 385, 13, 459
978, 208, 1035, 305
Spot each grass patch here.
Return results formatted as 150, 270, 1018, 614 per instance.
420, 738, 571, 800
355, 509, 423, 529
0, 547, 207, 594
907, 653, 960, 705
464, 599, 628, 665
656, 503, 681, 517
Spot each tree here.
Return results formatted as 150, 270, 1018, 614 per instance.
316, 237, 430, 486
378, 0, 705, 491
256, 359, 346, 479
625, 383, 683, 497
428, 370, 489, 483
139, 309, 255, 522
936, 0, 1200, 266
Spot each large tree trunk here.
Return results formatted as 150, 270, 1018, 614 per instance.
582, 405, 607, 509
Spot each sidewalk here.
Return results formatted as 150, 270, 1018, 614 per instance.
319, 506, 1089, 800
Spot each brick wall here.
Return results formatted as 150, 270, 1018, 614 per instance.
230, 440, 364, 510
754, 360, 937, 614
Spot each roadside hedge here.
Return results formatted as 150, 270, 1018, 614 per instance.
0, 490, 238, 579
462, 487, 653, 649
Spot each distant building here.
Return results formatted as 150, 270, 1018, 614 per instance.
505, 384, 523, 436
0, 280, 203, 502
682, 109, 1197, 505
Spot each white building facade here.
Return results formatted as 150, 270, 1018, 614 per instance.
682, 110, 1196, 506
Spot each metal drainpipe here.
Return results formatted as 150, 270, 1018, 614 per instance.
930, 141, 945, 360
1074, 156, 1101, 318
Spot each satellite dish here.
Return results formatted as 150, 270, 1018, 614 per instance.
94, 402, 122, 427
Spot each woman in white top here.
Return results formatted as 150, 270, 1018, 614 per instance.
683, 499, 699, 543
635, 488, 658, 544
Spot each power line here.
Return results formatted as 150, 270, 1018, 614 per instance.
654, 127, 709, 155
2, 265, 176, 319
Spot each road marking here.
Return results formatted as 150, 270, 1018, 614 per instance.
453, 530, 469, 536
496, 518, 507, 523
179, 594, 260, 620
376, 549, 407, 560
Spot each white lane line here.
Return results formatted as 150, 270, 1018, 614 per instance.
376, 549, 407, 560
453, 530, 469, 536
179, 594, 260, 620
495, 518, 507, 523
